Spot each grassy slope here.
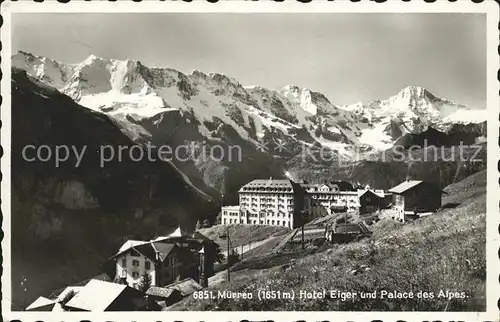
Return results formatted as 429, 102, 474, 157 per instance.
170, 170, 486, 311
198, 224, 290, 249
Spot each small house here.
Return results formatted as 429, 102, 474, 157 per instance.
146, 286, 183, 308
388, 180, 446, 222
110, 228, 215, 289
64, 279, 158, 311
325, 222, 371, 243
357, 190, 384, 214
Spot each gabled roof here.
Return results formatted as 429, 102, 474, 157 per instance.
357, 189, 384, 198
151, 242, 176, 262
389, 180, 446, 194
165, 278, 203, 297
388, 180, 424, 194
168, 227, 186, 238
152, 226, 190, 242
146, 286, 180, 299
48, 274, 110, 299
26, 296, 55, 311
65, 279, 128, 311
191, 231, 210, 241
118, 240, 149, 253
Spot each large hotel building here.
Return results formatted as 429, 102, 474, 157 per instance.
222, 179, 304, 228
221, 178, 390, 228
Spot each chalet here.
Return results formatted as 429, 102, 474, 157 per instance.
110, 228, 215, 289
64, 279, 158, 311
325, 222, 371, 243
27, 273, 113, 312
389, 180, 446, 222
357, 189, 392, 214
146, 286, 183, 308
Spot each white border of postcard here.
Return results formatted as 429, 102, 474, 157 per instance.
1, 1, 499, 321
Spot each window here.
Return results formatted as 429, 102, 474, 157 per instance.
132, 271, 140, 279
121, 258, 127, 267
120, 270, 127, 278
145, 261, 151, 270
132, 259, 140, 267
130, 249, 140, 257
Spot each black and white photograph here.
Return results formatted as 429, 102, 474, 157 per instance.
1, 1, 498, 320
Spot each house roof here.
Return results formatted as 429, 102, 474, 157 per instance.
111, 241, 160, 262
357, 189, 385, 198
191, 231, 210, 241
388, 180, 424, 194
389, 180, 446, 194
152, 227, 209, 244
26, 296, 55, 311
151, 242, 175, 262
118, 240, 149, 253
65, 279, 128, 311
146, 286, 180, 299
152, 226, 191, 242
111, 226, 205, 263
165, 278, 203, 297
48, 274, 110, 299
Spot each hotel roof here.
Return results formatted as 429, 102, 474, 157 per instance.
239, 179, 294, 192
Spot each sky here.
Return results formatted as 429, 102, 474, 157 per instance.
12, 13, 486, 108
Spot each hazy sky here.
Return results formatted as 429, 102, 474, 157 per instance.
12, 13, 486, 108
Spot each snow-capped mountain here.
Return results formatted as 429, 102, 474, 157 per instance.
12, 51, 487, 183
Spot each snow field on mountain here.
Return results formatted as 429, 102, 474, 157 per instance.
12, 51, 488, 154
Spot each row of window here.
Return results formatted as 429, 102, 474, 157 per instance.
222, 218, 292, 227
240, 193, 293, 198
118, 269, 149, 280
121, 258, 151, 270
222, 211, 240, 217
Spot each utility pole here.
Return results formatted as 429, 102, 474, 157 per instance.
301, 210, 306, 250
220, 226, 231, 283
227, 236, 231, 282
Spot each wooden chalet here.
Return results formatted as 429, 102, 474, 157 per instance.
388, 180, 446, 222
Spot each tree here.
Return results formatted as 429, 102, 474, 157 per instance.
138, 272, 152, 293
195, 220, 202, 230
59, 289, 77, 308
214, 243, 225, 263
202, 219, 211, 228
228, 249, 240, 266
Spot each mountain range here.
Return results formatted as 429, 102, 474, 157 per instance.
12, 51, 487, 193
